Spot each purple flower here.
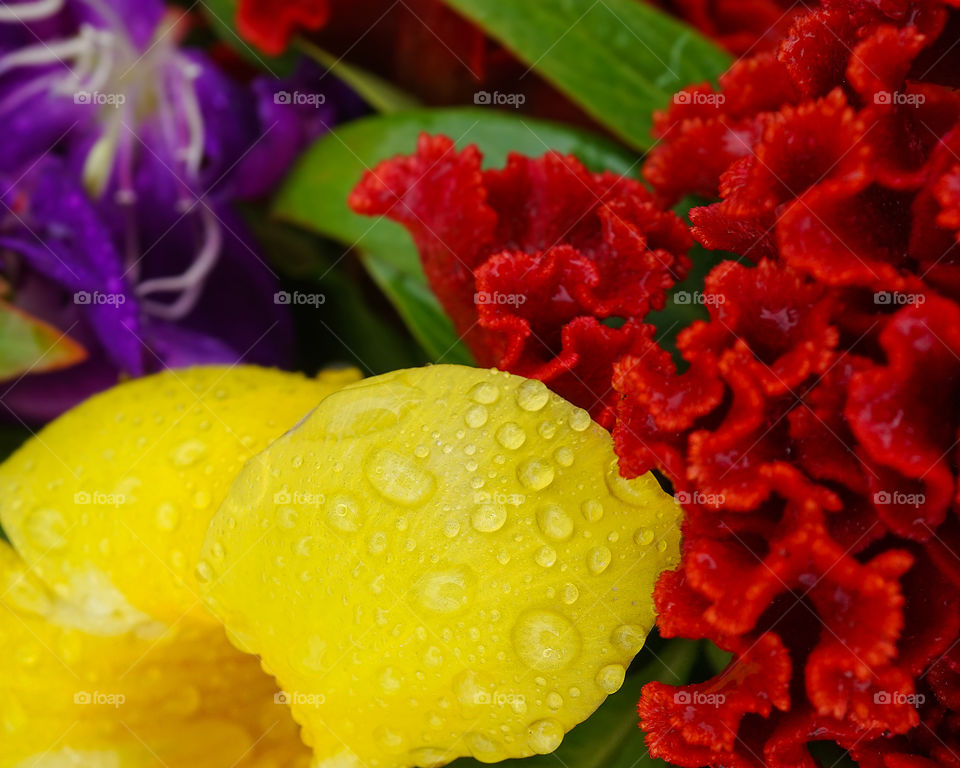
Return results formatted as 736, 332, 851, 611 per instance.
0, 0, 357, 422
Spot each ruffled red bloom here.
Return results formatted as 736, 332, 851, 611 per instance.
349, 134, 691, 427
630, 0, 960, 765
236, 0, 330, 55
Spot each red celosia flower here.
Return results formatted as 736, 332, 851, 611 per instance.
236, 0, 329, 56
348, 134, 691, 427
629, 0, 960, 765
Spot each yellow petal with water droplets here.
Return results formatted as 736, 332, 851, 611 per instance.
200, 365, 682, 768
0, 539, 310, 767
0, 365, 360, 628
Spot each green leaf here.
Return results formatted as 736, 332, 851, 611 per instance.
296, 39, 421, 114
441, 0, 731, 149
450, 639, 699, 768
273, 107, 641, 362
0, 303, 86, 382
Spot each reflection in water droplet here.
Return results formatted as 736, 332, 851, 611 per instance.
512, 610, 581, 671
527, 718, 564, 754
595, 663, 626, 694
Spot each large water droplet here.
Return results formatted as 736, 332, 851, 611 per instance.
512, 610, 581, 671
516, 379, 549, 412
495, 422, 526, 450
595, 663, 626, 694
25, 509, 67, 550
412, 566, 476, 614
170, 439, 206, 467
465, 405, 488, 429
471, 503, 507, 533
587, 546, 612, 574
468, 381, 500, 404
612, 624, 647, 653
365, 449, 435, 506
527, 718, 563, 754
517, 459, 554, 490
568, 408, 591, 432
327, 494, 363, 532
155, 503, 180, 532
322, 383, 424, 437
536, 504, 574, 541
580, 499, 604, 522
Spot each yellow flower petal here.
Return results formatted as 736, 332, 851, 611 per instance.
0, 365, 360, 628
200, 365, 682, 768
0, 539, 310, 767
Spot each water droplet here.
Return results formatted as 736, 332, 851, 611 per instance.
327, 495, 362, 532
374, 725, 405, 752
604, 459, 659, 506
554, 446, 574, 467
517, 459, 554, 490
443, 518, 461, 538
596, 663, 626, 694
468, 381, 500, 404
379, 666, 402, 693
408, 747, 448, 767
171, 439, 206, 467
512, 610, 581, 671
466, 732, 502, 762
423, 646, 443, 667
455, 670, 493, 707
547, 691, 564, 710
192, 490, 211, 510
634, 528, 655, 546
195, 560, 213, 584
495, 422, 526, 450
323, 383, 424, 437
535, 546, 557, 567
561, 583, 579, 604
580, 499, 604, 522
414, 445, 429, 459
368, 531, 387, 555
516, 379, 549, 412
612, 624, 647, 653
292, 455, 304, 469
472, 503, 507, 533
538, 421, 557, 439
569, 408, 591, 432
155, 503, 180, 532
365, 449, 436, 506
25, 509, 67, 550
413, 566, 476, 614
527, 718, 563, 754
465, 405, 489, 429
536, 504, 573, 541
587, 546, 612, 574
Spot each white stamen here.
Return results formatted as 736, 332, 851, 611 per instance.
0, 35, 90, 76
0, 0, 65, 22
137, 206, 223, 320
